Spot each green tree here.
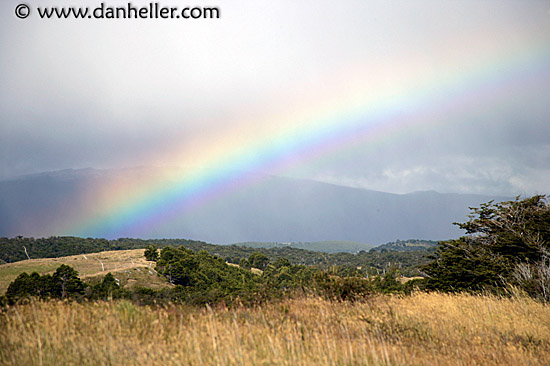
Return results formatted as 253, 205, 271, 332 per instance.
92, 273, 122, 300
5, 273, 38, 303
239, 258, 250, 270
248, 252, 270, 270
5, 265, 85, 303
423, 195, 550, 300
155, 246, 262, 305
144, 245, 159, 261
52, 264, 86, 299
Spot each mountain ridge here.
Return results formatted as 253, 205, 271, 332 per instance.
0, 167, 511, 244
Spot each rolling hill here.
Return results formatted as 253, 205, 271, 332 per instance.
0, 249, 170, 294
372, 239, 440, 252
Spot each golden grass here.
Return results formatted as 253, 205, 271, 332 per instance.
1, 292, 548, 366
0, 249, 171, 293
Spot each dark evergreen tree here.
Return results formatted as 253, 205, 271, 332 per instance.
144, 245, 160, 261
423, 195, 550, 300
5, 265, 86, 303
248, 252, 270, 270
51, 264, 86, 299
91, 273, 123, 300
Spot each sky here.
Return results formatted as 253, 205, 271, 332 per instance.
1, 0, 549, 196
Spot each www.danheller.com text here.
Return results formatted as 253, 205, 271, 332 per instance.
20, 2, 221, 20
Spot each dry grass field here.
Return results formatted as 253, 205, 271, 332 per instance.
1, 292, 548, 366
0, 249, 171, 293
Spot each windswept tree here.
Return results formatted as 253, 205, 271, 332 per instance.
423, 195, 550, 300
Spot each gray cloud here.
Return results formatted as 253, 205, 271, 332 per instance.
1, 0, 549, 196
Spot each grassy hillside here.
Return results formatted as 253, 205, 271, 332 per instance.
1, 293, 548, 365
0, 236, 207, 263
0, 249, 171, 294
372, 239, 440, 252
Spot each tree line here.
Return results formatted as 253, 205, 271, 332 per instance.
2, 195, 548, 305
3, 246, 413, 306
0, 236, 433, 276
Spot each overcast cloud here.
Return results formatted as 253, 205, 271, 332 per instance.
1, 0, 549, 196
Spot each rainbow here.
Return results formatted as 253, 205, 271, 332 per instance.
67, 41, 550, 239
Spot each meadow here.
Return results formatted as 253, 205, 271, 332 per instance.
1, 292, 548, 366
0, 249, 171, 294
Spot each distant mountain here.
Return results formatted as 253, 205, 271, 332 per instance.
372, 239, 439, 252
0, 167, 511, 245
233, 240, 374, 253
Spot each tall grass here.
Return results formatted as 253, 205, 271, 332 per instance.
1, 292, 548, 365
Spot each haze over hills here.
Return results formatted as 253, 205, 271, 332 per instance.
234, 239, 439, 253
233, 240, 375, 254
0, 167, 511, 244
